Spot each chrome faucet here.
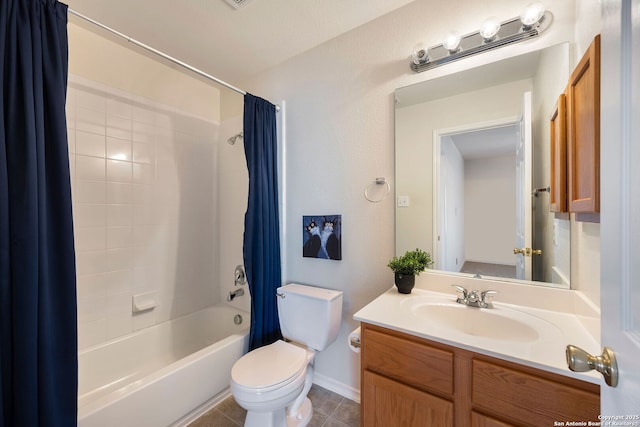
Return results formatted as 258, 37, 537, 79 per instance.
227, 288, 245, 302
452, 285, 498, 309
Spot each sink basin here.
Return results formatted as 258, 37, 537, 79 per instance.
400, 297, 559, 343
413, 304, 539, 342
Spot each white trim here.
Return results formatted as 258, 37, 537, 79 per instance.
278, 100, 288, 284
170, 389, 232, 427
313, 373, 361, 404
432, 116, 519, 270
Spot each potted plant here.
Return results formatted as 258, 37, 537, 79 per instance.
387, 248, 433, 294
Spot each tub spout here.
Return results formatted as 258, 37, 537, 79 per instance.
227, 288, 245, 302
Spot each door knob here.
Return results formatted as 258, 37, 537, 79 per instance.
566, 345, 618, 387
513, 248, 526, 255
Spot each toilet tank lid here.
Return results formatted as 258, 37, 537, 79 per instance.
278, 284, 342, 301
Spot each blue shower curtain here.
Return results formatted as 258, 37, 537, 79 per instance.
0, 1, 77, 426
243, 94, 283, 351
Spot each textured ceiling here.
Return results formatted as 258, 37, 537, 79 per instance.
64, 0, 416, 87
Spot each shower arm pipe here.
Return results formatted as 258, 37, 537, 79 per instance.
67, 8, 280, 112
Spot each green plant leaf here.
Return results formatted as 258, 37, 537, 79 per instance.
387, 248, 433, 275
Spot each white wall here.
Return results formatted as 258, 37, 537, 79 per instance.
532, 43, 572, 285
69, 76, 222, 349
68, 24, 219, 121
464, 155, 516, 266
570, 1, 602, 306
240, 0, 581, 398
217, 113, 252, 313
68, 24, 228, 350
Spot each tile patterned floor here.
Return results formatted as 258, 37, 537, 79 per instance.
189, 384, 360, 427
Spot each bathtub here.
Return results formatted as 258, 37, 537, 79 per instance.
78, 305, 250, 427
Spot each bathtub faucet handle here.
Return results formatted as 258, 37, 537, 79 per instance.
227, 288, 245, 302
234, 265, 246, 286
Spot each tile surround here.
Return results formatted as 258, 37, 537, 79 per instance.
68, 76, 222, 349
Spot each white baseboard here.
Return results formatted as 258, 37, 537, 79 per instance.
313, 373, 360, 403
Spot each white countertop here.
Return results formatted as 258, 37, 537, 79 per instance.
354, 285, 601, 384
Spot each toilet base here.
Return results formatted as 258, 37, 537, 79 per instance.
286, 398, 312, 427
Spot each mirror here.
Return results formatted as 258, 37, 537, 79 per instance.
395, 43, 572, 288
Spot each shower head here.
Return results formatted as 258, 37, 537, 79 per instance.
227, 132, 243, 145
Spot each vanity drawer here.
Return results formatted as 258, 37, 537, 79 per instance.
471, 359, 600, 425
363, 326, 454, 396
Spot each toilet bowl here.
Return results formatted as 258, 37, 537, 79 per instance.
230, 340, 314, 426
229, 284, 343, 427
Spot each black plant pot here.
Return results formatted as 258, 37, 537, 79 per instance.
394, 273, 415, 294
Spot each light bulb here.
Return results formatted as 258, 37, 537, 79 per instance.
479, 16, 501, 42
442, 31, 461, 53
520, 2, 545, 29
411, 42, 429, 65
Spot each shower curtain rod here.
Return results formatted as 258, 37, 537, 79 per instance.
68, 8, 280, 112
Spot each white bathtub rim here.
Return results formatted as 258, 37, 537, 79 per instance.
78, 331, 248, 419
78, 305, 250, 402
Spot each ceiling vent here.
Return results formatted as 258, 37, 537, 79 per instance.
223, 0, 254, 10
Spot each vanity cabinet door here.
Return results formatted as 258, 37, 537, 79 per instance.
567, 34, 600, 215
362, 370, 453, 427
550, 93, 568, 213
471, 411, 514, 427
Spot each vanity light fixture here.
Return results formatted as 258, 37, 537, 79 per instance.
479, 16, 501, 42
410, 3, 552, 73
442, 31, 462, 53
520, 2, 546, 29
411, 42, 429, 65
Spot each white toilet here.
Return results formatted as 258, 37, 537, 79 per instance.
230, 283, 343, 427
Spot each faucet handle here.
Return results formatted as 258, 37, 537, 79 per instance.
451, 284, 467, 295
451, 285, 468, 303
480, 290, 498, 307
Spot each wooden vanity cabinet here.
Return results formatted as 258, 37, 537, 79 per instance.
360, 323, 600, 427
566, 34, 601, 217
361, 326, 455, 426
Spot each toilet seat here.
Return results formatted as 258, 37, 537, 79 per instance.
231, 340, 308, 394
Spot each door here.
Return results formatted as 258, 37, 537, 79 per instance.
600, 0, 640, 412
362, 370, 453, 427
515, 92, 533, 280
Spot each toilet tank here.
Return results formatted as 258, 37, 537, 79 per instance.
277, 283, 343, 351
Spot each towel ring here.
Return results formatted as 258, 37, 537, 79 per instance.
364, 177, 391, 203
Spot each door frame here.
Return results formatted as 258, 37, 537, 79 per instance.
432, 116, 518, 272
600, 0, 640, 412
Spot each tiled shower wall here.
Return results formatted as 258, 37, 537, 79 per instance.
67, 76, 221, 350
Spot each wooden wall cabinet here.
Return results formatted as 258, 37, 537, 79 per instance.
360, 323, 600, 427
550, 94, 568, 213
568, 35, 601, 215
550, 35, 600, 219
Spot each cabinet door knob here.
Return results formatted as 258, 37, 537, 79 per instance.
566, 345, 618, 387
